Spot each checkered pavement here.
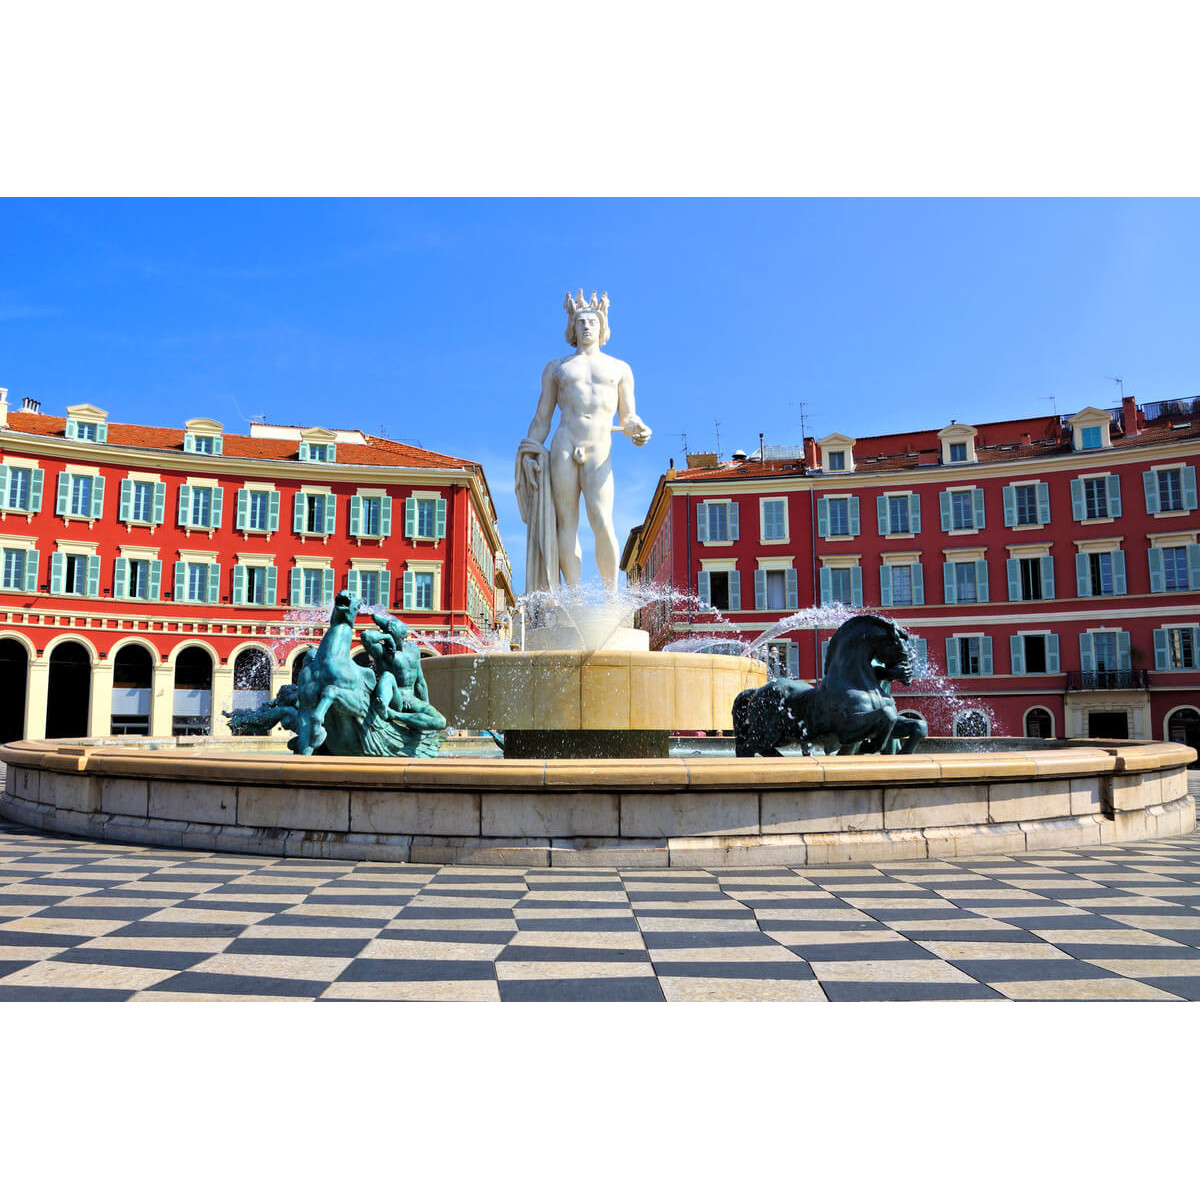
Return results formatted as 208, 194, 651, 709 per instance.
3, 783, 1200, 1001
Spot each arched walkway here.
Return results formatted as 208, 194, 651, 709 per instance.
112, 643, 155, 736
0, 638, 29, 742
46, 640, 91, 738
173, 645, 214, 736
233, 647, 273, 711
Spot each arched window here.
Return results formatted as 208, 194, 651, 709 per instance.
112, 644, 154, 735
1024, 707, 1053, 739
1167, 707, 1200, 752
953, 709, 990, 738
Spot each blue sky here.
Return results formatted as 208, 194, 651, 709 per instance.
2, 198, 1198, 590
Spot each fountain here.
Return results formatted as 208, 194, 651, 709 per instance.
0, 289, 1195, 865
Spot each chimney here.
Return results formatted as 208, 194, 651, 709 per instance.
21, 396, 41, 413
1122, 394, 1140, 435
0, 387, 7, 427
1021, 432, 1031, 445
805, 436, 819, 469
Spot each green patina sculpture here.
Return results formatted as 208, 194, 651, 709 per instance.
225, 592, 446, 757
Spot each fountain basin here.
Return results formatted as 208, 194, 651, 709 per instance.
422, 650, 768, 757
1, 737, 1193, 867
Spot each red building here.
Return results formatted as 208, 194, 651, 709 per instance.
0, 391, 513, 742
622, 394, 1200, 750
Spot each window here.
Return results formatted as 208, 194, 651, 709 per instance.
954, 710, 991, 737
876, 492, 919, 536
289, 565, 334, 609
347, 568, 391, 610
5, 467, 33, 511
192, 488, 213, 527
128, 559, 150, 600
305, 442, 333, 462
943, 558, 988, 603
1, 548, 27, 590
131, 482, 154, 523
416, 498, 437, 539
763, 639, 799, 679
828, 567, 853, 604
1076, 549, 1126, 597
1071, 474, 1121, 522
1083, 477, 1108, 519
1006, 555, 1055, 602
234, 487, 278, 533
941, 487, 984, 532
1091, 632, 1119, 671
699, 568, 741, 611
186, 562, 208, 601
887, 495, 909, 533
245, 566, 267, 605
1014, 485, 1037, 525
1155, 627, 1200, 671
761, 499, 786, 541
293, 491, 335, 536
306, 494, 325, 533
55, 471, 105, 520
1011, 633, 1059, 675
955, 561, 978, 603
358, 571, 380, 608
946, 635, 992, 677
754, 567, 797, 611
948, 441, 967, 462
406, 496, 447, 541
887, 564, 915, 605
301, 568, 324, 606
75, 422, 99, 442
178, 483, 223, 530
1150, 544, 1200, 593
350, 494, 392, 539
403, 570, 436, 610
361, 497, 381, 537
1081, 426, 1102, 450
51, 552, 97, 597
1025, 708, 1054, 738
828, 451, 845, 471
114, 556, 163, 601
192, 436, 215, 455
232, 564, 277, 606
1144, 465, 1197, 514
818, 496, 860, 538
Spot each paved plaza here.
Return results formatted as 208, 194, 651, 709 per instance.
0, 771, 1197, 1001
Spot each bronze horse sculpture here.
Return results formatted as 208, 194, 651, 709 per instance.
733, 614, 927, 756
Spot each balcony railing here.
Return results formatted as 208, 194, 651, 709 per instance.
1066, 669, 1149, 691
1139, 395, 1200, 423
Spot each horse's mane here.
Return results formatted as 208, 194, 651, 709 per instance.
825, 614, 904, 675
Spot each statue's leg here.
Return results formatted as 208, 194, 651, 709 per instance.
581, 453, 619, 589
549, 441, 583, 586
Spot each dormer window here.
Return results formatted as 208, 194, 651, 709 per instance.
64, 404, 109, 444
299, 427, 338, 464
184, 418, 224, 456
937, 423, 977, 465
1067, 408, 1113, 452
817, 433, 856, 473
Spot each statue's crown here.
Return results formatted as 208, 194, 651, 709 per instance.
563, 289, 609, 318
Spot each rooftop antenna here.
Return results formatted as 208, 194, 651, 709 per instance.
679, 431, 689, 457
1039, 395, 1056, 417
714, 418, 722, 460
789, 399, 810, 443
1106, 376, 1124, 400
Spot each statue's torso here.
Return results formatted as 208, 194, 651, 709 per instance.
550, 352, 626, 439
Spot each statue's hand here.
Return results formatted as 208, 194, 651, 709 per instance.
522, 455, 542, 488
623, 416, 652, 447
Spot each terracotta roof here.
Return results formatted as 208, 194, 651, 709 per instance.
3, 412, 476, 470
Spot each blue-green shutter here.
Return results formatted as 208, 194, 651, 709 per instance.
29, 468, 44, 513
1112, 550, 1126, 595
819, 567, 831, 606
232, 565, 246, 605
212, 435, 223, 456
821, 639, 831, 672
290, 569, 302, 607
816, 499, 828, 538
1036, 482, 1050, 524
729, 502, 739, 540
912, 563, 924, 604
879, 563, 892, 605
972, 488, 985, 529
945, 637, 958, 677
379, 569, 391, 605
152, 481, 165, 524
405, 497, 416, 538
850, 566, 862, 607
236, 488, 249, 530
1002, 486, 1016, 527
1075, 553, 1090, 597
909, 637, 927, 673
114, 557, 128, 599
1143, 470, 1159, 515
267, 490, 280, 531
323, 494, 336, 535
178, 484, 192, 527
50, 552, 65, 594
975, 560, 989, 603
785, 568, 798, 610
64, 417, 77, 440
346, 568, 360, 599
210, 486, 223, 530
728, 570, 741, 610
1188, 544, 1200, 589
2, 466, 15, 511
1070, 478, 1085, 521
1041, 556, 1055, 599
1010, 635, 1025, 674
1007, 557, 1021, 601
1079, 632, 1095, 673
939, 491, 951, 531
402, 571, 415, 609
86, 555, 100, 597
348, 495, 361, 536
293, 492, 306, 533
55, 472, 70, 516
322, 569, 334, 605
326, 443, 336, 463
980, 637, 993, 675
848, 496, 860, 536
380, 495, 392, 537
119, 479, 132, 522
174, 561, 186, 600
90, 475, 105, 519
1108, 474, 1122, 518
1148, 547, 1165, 593
207, 563, 220, 605
264, 565, 277, 604
1116, 630, 1131, 670
1046, 634, 1060, 673
149, 560, 161, 601
434, 498, 447, 539
786, 641, 799, 680
183, 432, 195, 453
1153, 628, 1169, 670
877, 495, 889, 535
697, 570, 710, 607
1183, 466, 1198, 511
943, 561, 956, 603
298, 441, 310, 462
909, 493, 920, 533
754, 569, 766, 609
23, 549, 39, 592
96, 422, 107, 443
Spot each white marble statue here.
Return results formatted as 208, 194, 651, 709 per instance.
516, 290, 652, 591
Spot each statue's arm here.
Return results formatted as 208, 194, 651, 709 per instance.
524, 360, 559, 445
617, 363, 651, 446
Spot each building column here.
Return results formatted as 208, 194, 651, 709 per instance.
151, 661, 175, 737
25, 659, 49, 740
211, 664, 235, 736
88, 661, 114, 737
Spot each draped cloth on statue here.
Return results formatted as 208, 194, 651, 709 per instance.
515, 438, 560, 592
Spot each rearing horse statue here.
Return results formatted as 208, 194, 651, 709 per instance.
733, 614, 926, 756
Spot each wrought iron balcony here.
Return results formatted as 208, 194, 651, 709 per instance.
1065, 669, 1149, 692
